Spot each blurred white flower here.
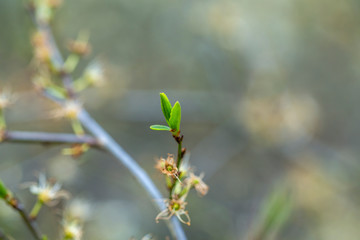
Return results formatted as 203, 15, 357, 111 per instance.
84, 61, 106, 87
66, 198, 92, 221
51, 101, 82, 120
187, 172, 209, 196
63, 220, 83, 240
28, 173, 69, 205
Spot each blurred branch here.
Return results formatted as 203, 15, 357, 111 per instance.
28, 6, 187, 240
4, 195, 43, 240
2, 131, 101, 147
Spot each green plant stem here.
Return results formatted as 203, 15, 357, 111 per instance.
73, 77, 90, 92
0, 109, 5, 130
29, 200, 43, 219
71, 119, 85, 136
63, 54, 79, 73
169, 135, 184, 199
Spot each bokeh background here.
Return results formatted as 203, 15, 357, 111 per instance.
1, 0, 360, 239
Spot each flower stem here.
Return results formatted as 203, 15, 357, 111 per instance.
176, 136, 183, 169
0, 109, 6, 130
169, 135, 185, 199
29, 200, 43, 219
71, 119, 84, 136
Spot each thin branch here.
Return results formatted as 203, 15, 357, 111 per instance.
29, 7, 187, 240
5, 196, 42, 240
2, 131, 101, 147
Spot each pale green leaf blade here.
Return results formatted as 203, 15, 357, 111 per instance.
160, 93, 172, 123
169, 101, 181, 133
150, 125, 172, 131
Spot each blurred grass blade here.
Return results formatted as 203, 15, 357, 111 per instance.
169, 101, 181, 133
160, 93, 172, 124
150, 125, 171, 131
250, 186, 293, 240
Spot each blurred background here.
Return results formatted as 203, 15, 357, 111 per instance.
1, 0, 360, 239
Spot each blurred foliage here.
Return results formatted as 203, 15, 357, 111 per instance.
0, 0, 360, 239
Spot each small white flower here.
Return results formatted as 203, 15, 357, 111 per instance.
84, 62, 105, 87
66, 198, 92, 221
28, 173, 69, 205
51, 101, 82, 120
63, 220, 83, 240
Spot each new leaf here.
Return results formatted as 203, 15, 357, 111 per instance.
150, 125, 172, 131
160, 93, 172, 124
169, 101, 181, 134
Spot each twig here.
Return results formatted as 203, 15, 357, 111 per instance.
5, 196, 42, 240
2, 131, 101, 147
30, 7, 187, 240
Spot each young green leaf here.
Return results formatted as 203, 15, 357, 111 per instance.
169, 101, 181, 134
150, 125, 172, 131
160, 93, 172, 124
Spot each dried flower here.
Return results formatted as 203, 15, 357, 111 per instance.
67, 40, 91, 56
28, 173, 69, 205
62, 144, 89, 158
31, 31, 47, 47
155, 154, 179, 178
46, 0, 63, 8
34, 45, 51, 63
51, 101, 82, 120
187, 172, 209, 196
63, 220, 83, 240
156, 197, 190, 226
